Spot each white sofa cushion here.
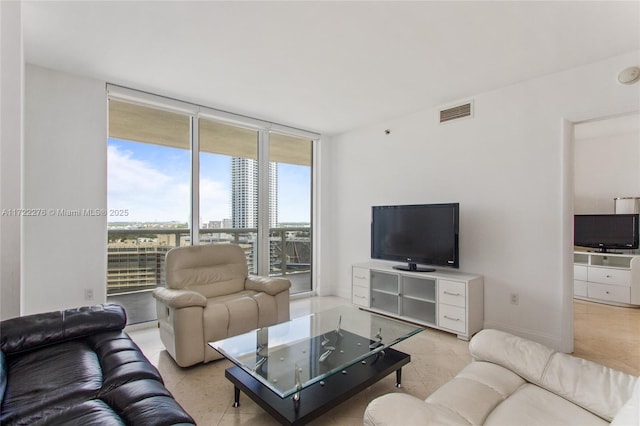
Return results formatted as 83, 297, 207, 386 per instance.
425, 362, 525, 424
364, 393, 467, 426
484, 383, 608, 426
427, 360, 607, 426
165, 244, 248, 297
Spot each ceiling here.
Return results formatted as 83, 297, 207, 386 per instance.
22, 1, 640, 135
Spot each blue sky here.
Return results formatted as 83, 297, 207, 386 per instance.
107, 138, 310, 224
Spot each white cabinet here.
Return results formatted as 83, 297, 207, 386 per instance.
351, 267, 370, 307
352, 262, 484, 340
573, 252, 640, 306
437, 280, 466, 334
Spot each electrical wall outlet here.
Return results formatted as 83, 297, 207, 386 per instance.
84, 288, 94, 301
510, 293, 519, 305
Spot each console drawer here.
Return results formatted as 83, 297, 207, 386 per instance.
574, 265, 588, 281
438, 280, 466, 308
588, 267, 630, 287
574, 280, 588, 297
587, 283, 630, 304
352, 267, 370, 289
352, 285, 370, 307
438, 304, 466, 333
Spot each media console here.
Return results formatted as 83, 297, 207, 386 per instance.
573, 251, 640, 306
352, 262, 484, 340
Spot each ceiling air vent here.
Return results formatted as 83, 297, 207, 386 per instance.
439, 101, 473, 123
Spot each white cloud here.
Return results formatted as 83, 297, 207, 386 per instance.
107, 145, 190, 222
108, 144, 310, 224
199, 178, 230, 223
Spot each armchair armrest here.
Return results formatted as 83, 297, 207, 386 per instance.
152, 287, 207, 309
245, 275, 291, 296
0, 304, 126, 355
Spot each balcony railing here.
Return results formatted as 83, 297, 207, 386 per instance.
107, 227, 311, 295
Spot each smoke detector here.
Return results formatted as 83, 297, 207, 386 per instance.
618, 67, 640, 85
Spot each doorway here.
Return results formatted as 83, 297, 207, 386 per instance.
571, 112, 640, 375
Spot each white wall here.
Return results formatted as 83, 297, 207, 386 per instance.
0, 1, 23, 319
23, 65, 107, 314
320, 50, 640, 351
575, 130, 640, 214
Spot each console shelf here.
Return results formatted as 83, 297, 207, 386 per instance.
352, 262, 484, 340
573, 251, 640, 306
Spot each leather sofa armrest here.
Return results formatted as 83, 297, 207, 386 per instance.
152, 287, 207, 309
611, 380, 640, 426
470, 329, 638, 422
0, 349, 6, 405
469, 329, 555, 384
0, 304, 126, 355
542, 352, 637, 422
245, 275, 291, 296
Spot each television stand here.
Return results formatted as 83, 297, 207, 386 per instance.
393, 263, 435, 272
351, 262, 484, 340
573, 251, 640, 306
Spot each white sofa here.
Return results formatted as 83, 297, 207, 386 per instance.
364, 329, 639, 425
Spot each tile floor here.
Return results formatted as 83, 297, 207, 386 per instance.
128, 297, 640, 425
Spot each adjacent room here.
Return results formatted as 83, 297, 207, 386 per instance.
1, 1, 639, 425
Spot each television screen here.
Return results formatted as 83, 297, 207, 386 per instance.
371, 203, 459, 272
574, 214, 639, 252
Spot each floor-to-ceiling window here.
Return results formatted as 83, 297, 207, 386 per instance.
106, 86, 318, 323
198, 118, 259, 272
107, 100, 191, 324
269, 132, 313, 293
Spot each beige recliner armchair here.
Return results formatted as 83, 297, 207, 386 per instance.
152, 244, 291, 367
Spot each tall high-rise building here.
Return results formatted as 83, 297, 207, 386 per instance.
267, 162, 277, 228
231, 158, 277, 229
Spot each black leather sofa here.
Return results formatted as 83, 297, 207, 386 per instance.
0, 304, 195, 425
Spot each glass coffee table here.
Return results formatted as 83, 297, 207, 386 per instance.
209, 305, 423, 425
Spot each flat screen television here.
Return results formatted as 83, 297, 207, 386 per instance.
574, 214, 639, 252
371, 203, 459, 272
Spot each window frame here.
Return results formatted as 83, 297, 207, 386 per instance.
107, 84, 319, 292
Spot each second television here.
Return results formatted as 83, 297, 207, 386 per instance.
574, 214, 639, 252
371, 203, 459, 272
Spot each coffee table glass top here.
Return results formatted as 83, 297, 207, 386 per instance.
208, 305, 423, 398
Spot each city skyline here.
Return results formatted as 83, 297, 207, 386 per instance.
107, 138, 311, 225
